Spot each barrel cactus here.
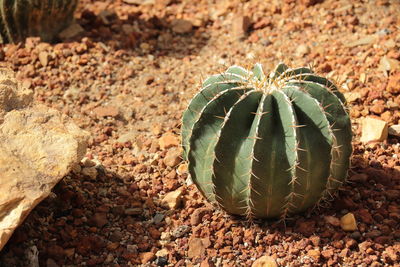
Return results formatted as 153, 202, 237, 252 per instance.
182, 63, 352, 220
0, 0, 78, 43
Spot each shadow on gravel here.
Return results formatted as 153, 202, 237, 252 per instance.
1, 139, 399, 266
0, 166, 167, 267
63, 7, 209, 58
252, 138, 400, 246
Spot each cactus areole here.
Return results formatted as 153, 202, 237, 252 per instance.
181, 63, 352, 219
0, 0, 78, 43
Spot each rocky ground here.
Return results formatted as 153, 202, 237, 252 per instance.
0, 0, 399, 266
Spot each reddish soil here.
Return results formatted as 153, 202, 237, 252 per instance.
0, 0, 399, 266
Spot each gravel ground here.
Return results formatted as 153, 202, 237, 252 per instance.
0, 0, 399, 266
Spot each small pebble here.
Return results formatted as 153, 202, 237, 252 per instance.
340, 213, 358, 231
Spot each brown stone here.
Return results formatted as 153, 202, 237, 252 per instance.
339, 248, 349, 257
139, 252, 155, 264
252, 256, 278, 267
58, 23, 85, 40
200, 258, 216, 267
356, 209, 373, 224
159, 133, 179, 150
171, 19, 193, 34
324, 215, 340, 227
370, 102, 385, 114
46, 258, 60, 267
190, 207, 213, 226
386, 189, 400, 200
47, 245, 65, 259
123, 0, 146, 4
38, 51, 49, 67
161, 188, 183, 210
307, 249, 321, 259
349, 173, 368, 183
93, 106, 119, 117
148, 227, 161, 239
321, 249, 334, 259
383, 246, 399, 262
295, 220, 315, 236
345, 238, 357, 249
309, 235, 320, 246
232, 15, 251, 38
164, 147, 181, 167
89, 213, 108, 228
340, 213, 358, 231
300, 0, 323, 7
188, 238, 206, 258
387, 72, 400, 93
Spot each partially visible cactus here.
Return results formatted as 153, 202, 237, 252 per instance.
182, 63, 352, 220
0, 0, 78, 43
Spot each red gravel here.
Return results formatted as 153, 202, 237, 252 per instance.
0, 0, 399, 266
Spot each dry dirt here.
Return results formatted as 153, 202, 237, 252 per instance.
0, 0, 399, 266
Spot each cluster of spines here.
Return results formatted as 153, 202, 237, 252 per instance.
182, 63, 352, 220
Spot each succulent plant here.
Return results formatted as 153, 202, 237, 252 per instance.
0, 0, 78, 43
181, 63, 352, 220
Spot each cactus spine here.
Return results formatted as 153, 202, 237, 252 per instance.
181, 63, 352, 219
0, 0, 78, 43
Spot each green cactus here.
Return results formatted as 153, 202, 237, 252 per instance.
181, 63, 352, 220
0, 0, 78, 43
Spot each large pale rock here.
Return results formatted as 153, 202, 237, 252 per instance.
0, 67, 88, 251
0, 68, 33, 123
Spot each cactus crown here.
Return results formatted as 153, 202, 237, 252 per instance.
181, 63, 352, 220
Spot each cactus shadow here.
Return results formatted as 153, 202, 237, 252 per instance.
250, 139, 400, 247
62, 6, 209, 58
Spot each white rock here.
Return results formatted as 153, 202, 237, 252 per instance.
296, 44, 310, 57
388, 125, 400, 137
344, 91, 361, 103
0, 67, 89, 251
360, 117, 388, 143
156, 248, 169, 257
